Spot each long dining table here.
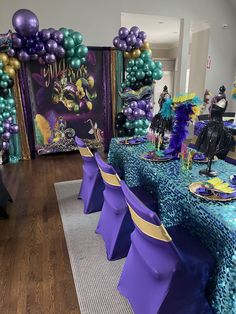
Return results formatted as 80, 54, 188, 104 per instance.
108, 138, 236, 314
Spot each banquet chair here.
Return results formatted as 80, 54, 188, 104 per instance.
118, 180, 215, 314
95, 152, 158, 260
75, 137, 104, 214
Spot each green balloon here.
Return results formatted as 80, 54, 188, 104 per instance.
0, 69, 3, 76
140, 50, 152, 61
68, 29, 74, 34
147, 60, 156, 70
143, 119, 150, 128
134, 127, 139, 135
126, 67, 132, 73
2, 111, 10, 118
63, 37, 75, 49
141, 129, 147, 136
128, 59, 135, 67
134, 120, 139, 127
66, 48, 75, 57
121, 82, 126, 88
126, 74, 131, 81
132, 66, 138, 72
126, 81, 131, 87
11, 108, 16, 115
155, 61, 163, 69
80, 57, 86, 64
7, 98, 15, 106
59, 27, 70, 37
153, 69, 163, 80
0, 126, 3, 133
77, 45, 88, 58
136, 70, 145, 80
130, 77, 136, 83
125, 121, 134, 129
72, 32, 83, 45
143, 64, 150, 72
2, 74, 9, 82
0, 81, 8, 88
146, 70, 152, 77
135, 58, 144, 68
0, 61, 3, 69
70, 58, 81, 69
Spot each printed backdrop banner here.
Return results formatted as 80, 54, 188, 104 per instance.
28, 47, 112, 155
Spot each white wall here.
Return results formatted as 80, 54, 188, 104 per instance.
1, 0, 236, 108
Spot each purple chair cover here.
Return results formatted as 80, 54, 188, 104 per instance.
95, 153, 159, 260
75, 137, 104, 214
118, 181, 215, 314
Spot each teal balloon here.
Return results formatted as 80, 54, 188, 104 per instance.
132, 66, 138, 72
0, 126, 3, 134
126, 67, 132, 73
143, 119, 150, 128
77, 45, 88, 58
70, 58, 81, 69
137, 119, 144, 127
1, 74, 9, 82
138, 127, 143, 134
147, 60, 156, 70
130, 77, 136, 83
153, 69, 163, 80
0, 61, 3, 69
134, 120, 139, 127
125, 121, 134, 129
59, 27, 70, 37
0, 69, 3, 76
121, 82, 126, 88
155, 61, 163, 69
63, 37, 75, 49
11, 108, 16, 115
140, 50, 152, 61
146, 70, 152, 77
136, 70, 145, 80
128, 59, 135, 67
72, 32, 83, 45
134, 127, 139, 135
126, 81, 131, 87
7, 98, 15, 106
130, 71, 135, 76
80, 57, 86, 64
0, 81, 8, 88
66, 57, 72, 64
135, 58, 144, 68
66, 48, 75, 57
141, 129, 147, 136
68, 29, 74, 34
143, 64, 150, 72
126, 74, 131, 81
2, 111, 10, 118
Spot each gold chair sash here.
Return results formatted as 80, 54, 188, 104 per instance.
78, 146, 93, 157
99, 168, 121, 187
128, 204, 172, 242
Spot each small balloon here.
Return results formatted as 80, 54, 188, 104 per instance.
0, 53, 9, 65
118, 27, 129, 39
130, 26, 140, 37
131, 49, 141, 59
138, 31, 147, 41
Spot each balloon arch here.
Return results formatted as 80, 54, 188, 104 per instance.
0, 9, 89, 152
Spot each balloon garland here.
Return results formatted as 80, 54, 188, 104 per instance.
113, 26, 163, 137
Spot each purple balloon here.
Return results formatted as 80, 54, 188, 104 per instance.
6, 117, 13, 124
2, 141, 9, 151
117, 40, 127, 51
137, 100, 146, 111
118, 27, 129, 39
48, 28, 55, 34
123, 107, 133, 116
127, 115, 135, 121
45, 39, 58, 53
26, 38, 35, 48
2, 132, 11, 141
12, 9, 39, 38
12, 33, 23, 48
7, 48, 15, 57
56, 46, 65, 58
126, 45, 132, 52
38, 44, 46, 56
3, 122, 10, 131
45, 53, 56, 64
40, 29, 51, 41
30, 53, 38, 60
130, 101, 138, 109
10, 124, 19, 134
35, 41, 44, 52
139, 109, 146, 117
134, 38, 143, 49
113, 36, 120, 47
126, 34, 136, 46
130, 26, 140, 37
138, 31, 147, 41
146, 102, 153, 111
18, 50, 30, 62
146, 111, 154, 121
133, 109, 140, 119
51, 30, 64, 44
27, 47, 36, 55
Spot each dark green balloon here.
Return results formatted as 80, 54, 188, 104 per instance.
135, 58, 144, 68
136, 70, 145, 80
128, 59, 135, 67
70, 58, 81, 69
77, 45, 88, 58
63, 37, 75, 49
66, 48, 75, 57
72, 32, 83, 45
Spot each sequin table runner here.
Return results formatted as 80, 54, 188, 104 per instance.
108, 138, 236, 314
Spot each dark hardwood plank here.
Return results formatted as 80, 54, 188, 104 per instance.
0, 152, 82, 314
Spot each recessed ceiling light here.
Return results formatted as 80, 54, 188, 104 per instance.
158, 21, 164, 24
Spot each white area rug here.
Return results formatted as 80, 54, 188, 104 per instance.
54, 180, 133, 314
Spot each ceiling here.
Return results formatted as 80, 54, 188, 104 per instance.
121, 13, 210, 49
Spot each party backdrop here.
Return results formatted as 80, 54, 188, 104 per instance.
26, 47, 112, 155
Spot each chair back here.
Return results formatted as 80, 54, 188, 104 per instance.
75, 136, 93, 160
95, 152, 121, 189
121, 180, 172, 243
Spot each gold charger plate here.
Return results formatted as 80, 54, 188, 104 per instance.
141, 153, 174, 162
189, 182, 236, 202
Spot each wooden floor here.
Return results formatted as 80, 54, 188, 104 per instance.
0, 152, 83, 314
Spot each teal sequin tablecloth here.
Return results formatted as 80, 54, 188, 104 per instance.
108, 138, 236, 314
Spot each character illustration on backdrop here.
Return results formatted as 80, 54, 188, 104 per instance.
32, 54, 102, 154
0, 30, 12, 53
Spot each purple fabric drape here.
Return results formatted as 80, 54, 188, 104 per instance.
102, 48, 113, 152
19, 63, 36, 158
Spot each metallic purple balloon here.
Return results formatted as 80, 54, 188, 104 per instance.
38, 45, 46, 56
117, 40, 127, 51
7, 48, 15, 57
130, 101, 138, 109
2, 131, 11, 141
51, 30, 64, 44
118, 27, 129, 39
18, 50, 30, 62
12, 9, 39, 37
138, 31, 147, 41
40, 29, 51, 42
45, 53, 56, 64
123, 107, 133, 116
12, 33, 23, 48
146, 111, 154, 121
127, 114, 135, 121
3, 122, 10, 130
10, 124, 19, 134
113, 36, 120, 47
146, 102, 153, 111
137, 100, 146, 110
133, 109, 140, 118
126, 34, 136, 46
30, 53, 38, 60
126, 45, 132, 52
48, 28, 55, 34
134, 38, 143, 49
45, 39, 58, 53
6, 117, 13, 124
2, 141, 9, 150
130, 26, 140, 37
139, 109, 146, 117
56, 46, 65, 58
